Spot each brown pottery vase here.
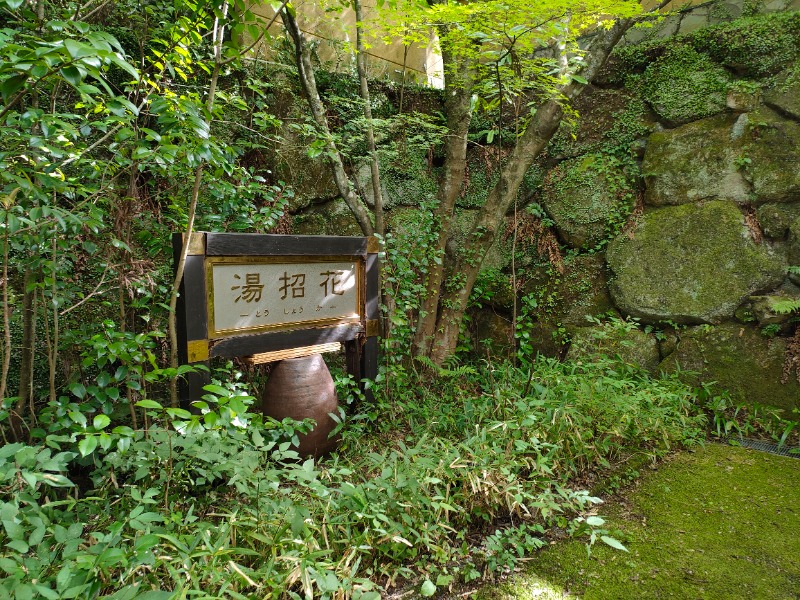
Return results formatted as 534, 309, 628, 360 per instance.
261, 354, 340, 457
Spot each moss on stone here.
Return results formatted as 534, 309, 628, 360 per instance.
607, 201, 786, 324
789, 215, 800, 265
523, 254, 614, 329
546, 88, 650, 160
757, 202, 800, 239
765, 68, 800, 120
690, 9, 800, 77
480, 444, 800, 600
642, 114, 750, 206
567, 321, 661, 374
660, 322, 800, 413
640, 45, 731, 126
740, 108, 800, 203
291, 198, 364, 236
541, 154, 636, 250
382, 159, 439, 209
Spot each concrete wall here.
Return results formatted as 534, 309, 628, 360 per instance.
250, 0, 444, 88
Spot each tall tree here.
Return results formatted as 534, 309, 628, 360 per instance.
280, 6, 375, 236
393, 0, 660, 363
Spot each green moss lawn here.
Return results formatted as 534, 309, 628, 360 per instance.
479, 444, 800, 599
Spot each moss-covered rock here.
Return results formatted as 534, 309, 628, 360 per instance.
756, 202, 800, 239
749, 289, 800, 325
690, 9, 800, 77
447, 208, 511, 270
523, 254, 615, 328
765, 70, 800, 120
607, 201, 786, 324
292, 198, 364, 236
541, 154, 635, 250
472, 309, 513, 358
382, 159, 439, 209
659, 323, 800, 413
642, 114, 750, 206
567, 322, 661, 374
789, 215, 800, 265
274, 126, 339, 212
644, 107, 800, 207
472, 268, 515, 312
640, 45, 731, 126
546, 88, 651, 159
739, 108, 800, 203
491, 444, 800, 600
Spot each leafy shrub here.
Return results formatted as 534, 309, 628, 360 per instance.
639, 45, 731, 125
0, 354, 712, 598
690, 10, 800, 77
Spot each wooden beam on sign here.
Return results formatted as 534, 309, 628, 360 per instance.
244, 343, 342, 365
210, 323, 364, 358
205, 233, 370, 257
173, 232, 211, 407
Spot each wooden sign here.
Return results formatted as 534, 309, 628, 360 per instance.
173, 232, 379, 405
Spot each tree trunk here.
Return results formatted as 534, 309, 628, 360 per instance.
425, 18, 634, 365
354, 0, 384, 237
412, 33, 475, 358
282, 8, 374, 236
12, 267, 38, 440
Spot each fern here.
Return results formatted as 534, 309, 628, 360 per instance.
415, 355, 478, 378
771, 298, 800, 315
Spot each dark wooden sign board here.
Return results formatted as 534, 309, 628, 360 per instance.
173, 232, 379, 406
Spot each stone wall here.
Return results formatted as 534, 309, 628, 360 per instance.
523, 2, 800, 413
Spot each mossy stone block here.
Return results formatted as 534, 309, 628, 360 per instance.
789, 215, 800, 265
764, 71, 800, 120
473, 309, 513, 358
523, 254, 614, 328
659, 323, 800, 413
756, 202, 800, 239
740, 108, 800, 203
642, 114, 749, 206
541, 154, 634, 250
640, 46, 731, 127
607, 201, 786, 324
292, 198, 363, 236
689, 10, 800, 77
275, 127, 339, 212
567, 324, 661, 374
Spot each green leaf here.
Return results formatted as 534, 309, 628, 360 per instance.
40, 474, 74, 488
69, 382, 87, 399
93, 414, 111, 430
78, 435, 98, 457
68, 411, 87, 428
136, 399, 163, 410
203, 384, 231, 396
6, 538, 29, 553
60, 66, 83, 86
65, 39, 94, 59
572, 74, 589, 84
585, 516, 605, 527
166, 408, 191, 420
420, 580, 436, 597
1, 73, 28, 101
600, 535, 629, 552
33, 586, 59, 600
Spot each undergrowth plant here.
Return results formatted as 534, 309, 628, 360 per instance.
0, 352, 715, 599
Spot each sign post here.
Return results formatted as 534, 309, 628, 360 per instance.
173, 232, 379, 406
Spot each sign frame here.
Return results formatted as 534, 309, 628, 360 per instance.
173, 232, 379, 406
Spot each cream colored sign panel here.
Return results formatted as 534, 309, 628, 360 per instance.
209, 260, 360, 336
